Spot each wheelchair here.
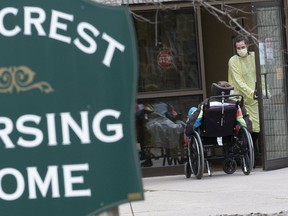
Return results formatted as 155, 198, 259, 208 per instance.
184, 94, 254, 179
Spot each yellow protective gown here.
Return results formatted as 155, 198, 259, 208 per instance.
228, 52, 260, 133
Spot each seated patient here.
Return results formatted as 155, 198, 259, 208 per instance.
185, 81, 251, 137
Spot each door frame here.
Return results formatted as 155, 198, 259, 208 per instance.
253, 0, 288, 170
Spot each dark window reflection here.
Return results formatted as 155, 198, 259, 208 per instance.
136, 96, 202, 167
134, 9, 200, 92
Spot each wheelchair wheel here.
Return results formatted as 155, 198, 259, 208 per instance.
238, 127, 254, 175
188, 131, 204, 179
184, 162, 192, 178
223, 158, 237, 174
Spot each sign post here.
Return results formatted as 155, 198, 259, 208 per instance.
0, 0, 143, 215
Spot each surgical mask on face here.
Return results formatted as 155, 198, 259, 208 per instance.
237, 48, 248, 57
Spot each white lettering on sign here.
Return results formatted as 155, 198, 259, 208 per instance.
0, 163, 91, 201
0, 168, 25, 201
0, 109, 123, 148
0, 6, 125, 67
0, 109, 123, 201
0, 3, 133, 205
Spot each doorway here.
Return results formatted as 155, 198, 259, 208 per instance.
201, 0, 288, 170
200, 3, 262, 167
201, 3, 254, 95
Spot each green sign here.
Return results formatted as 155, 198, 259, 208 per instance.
0, 0, 143, 215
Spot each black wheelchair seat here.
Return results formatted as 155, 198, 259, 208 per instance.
202, 103, 237, 137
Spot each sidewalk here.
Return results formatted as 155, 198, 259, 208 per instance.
119, 167, 288, 216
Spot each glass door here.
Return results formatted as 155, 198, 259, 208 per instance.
252, 0, 288, 170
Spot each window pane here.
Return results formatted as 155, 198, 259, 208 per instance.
136, 95, 202, 167
134, 9, 200, 92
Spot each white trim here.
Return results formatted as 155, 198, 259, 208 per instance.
137, 90, 204, 99
91, 0, 274, 6
196, 5, 207, 99
127, 0, 272, 6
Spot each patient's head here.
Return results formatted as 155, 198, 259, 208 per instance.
211, 81, 234, 96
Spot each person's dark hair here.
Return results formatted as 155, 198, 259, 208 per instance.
211, 81, 234, 96
233, 34, 249, 49
233, 34, 250, 56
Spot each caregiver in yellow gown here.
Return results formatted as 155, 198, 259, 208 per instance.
228, 34, 260, 165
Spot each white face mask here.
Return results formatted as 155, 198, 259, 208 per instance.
237, 48, 248, 57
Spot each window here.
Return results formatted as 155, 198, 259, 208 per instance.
134, 9, 200, 92
133, 7, 202, 168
